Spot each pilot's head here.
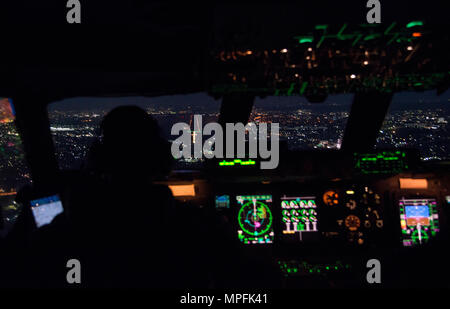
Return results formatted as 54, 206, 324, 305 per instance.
88, 105, 173, 181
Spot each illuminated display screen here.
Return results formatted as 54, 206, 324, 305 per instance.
280, 196, 319, 242
236, 195, 274, 244
30, 195, 64, 228
218, 159, 256, 167
405, 206, 429, 219
169, 184, 195, 197
399, 178, 428, 189
215, 195, 230, 209
354, 151, 408, 174
399, 198, 439, 247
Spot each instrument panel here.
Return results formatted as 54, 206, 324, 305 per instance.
236, 195, 274, 244
167, 167, 450, 286
280, 196, 319, 243
214, 185, 387, 249
399, 198, 440, 246
172, 173, 449, 252
320, 186, 384, 246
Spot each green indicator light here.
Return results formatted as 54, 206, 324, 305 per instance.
294, 36, 314, 44
316, 36, 325, 48
300, 37, 313, 44
352, 33, 363, 47
364, 33, 380, 41
219, 159, 255, 166
384, 22, 396, 35
299, 81, 308, 95
406, 21, 423, 28
387, 33, 399, 45
362, 157, 377, 161
337, 23, 348, 39
315, 24, 328, 30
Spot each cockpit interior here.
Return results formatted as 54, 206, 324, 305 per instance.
0, 1, 449, 290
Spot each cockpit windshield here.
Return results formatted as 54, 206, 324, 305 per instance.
0, 98, 30, 236
48, 93, 221, 170
376, 90, 450, 161
48, 89, 450, 171
251, 94, 353, 150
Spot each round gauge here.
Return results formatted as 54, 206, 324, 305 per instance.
345, 215, 361, 231
282, 210, 291, 223
238, 199, 273, 237
346, 199, 357, 210
411, 229, 429, 245
323, 190, 339, 206
363, 207, 383, 228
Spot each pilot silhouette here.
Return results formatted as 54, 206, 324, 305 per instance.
86, 105, 173, 183
10, 105, 280, 288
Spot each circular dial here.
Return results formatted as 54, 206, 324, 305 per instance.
323, 186, 383, 245
323, 190, 339, 206
345, 215, 361, 231
238, 199, 273, 237
411, 229, 430, 245
359, 188, 383, 229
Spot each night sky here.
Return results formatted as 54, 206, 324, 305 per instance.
48, 90, 450, 112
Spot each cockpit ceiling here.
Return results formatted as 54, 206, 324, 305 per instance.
210, 23, 449, 97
